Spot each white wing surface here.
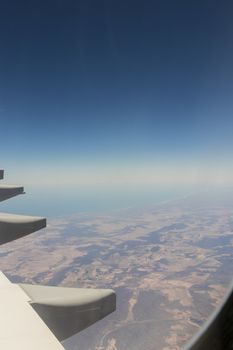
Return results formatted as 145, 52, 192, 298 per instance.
0, 169, 116, 349
0, 272, 65, 350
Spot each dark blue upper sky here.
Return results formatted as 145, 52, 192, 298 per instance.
1, 0, 233, 186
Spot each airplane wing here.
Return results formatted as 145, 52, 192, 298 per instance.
0, 271, 65, 350
0, 272, 115, 350
0, 169, 116, 349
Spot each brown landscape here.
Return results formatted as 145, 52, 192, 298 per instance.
0, 194, 233, 350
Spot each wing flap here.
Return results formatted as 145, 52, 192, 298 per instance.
0, 185, 25, 202
0, 213, 46, 244
20, 283, 116, 341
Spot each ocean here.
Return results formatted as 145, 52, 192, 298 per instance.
0, 185, 191, 217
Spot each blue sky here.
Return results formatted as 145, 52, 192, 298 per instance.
1, 0, 233, 189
